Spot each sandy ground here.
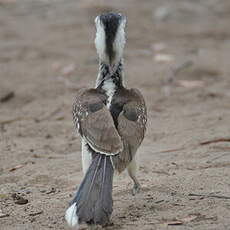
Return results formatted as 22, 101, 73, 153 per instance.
0, 0, 230, 229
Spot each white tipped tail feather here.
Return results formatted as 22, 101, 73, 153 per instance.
65, 152, 113, 227
65, 203, 79, 228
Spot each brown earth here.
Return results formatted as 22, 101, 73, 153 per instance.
0, 0, 230, 229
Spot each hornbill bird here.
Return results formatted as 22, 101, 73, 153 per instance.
65, 12, 147, 228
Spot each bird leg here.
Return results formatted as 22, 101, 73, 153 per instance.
127, 158, 141, 195
81, 140, 92, 175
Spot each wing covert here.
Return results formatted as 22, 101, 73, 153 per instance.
73, 88, 123, 155
114, 88, 147, 172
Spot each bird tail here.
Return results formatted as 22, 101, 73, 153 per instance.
65, 151, 114, 227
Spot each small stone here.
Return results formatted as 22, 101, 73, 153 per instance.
154, 7, 170, 21
46, 188, 56, 194
154, 54, 175, 63
15, 198, 28, 205
29, 211, 43, 216
12, 193, 28, 205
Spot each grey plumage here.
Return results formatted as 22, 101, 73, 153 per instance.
65, 12, 147, 228
70, 150, 113, 226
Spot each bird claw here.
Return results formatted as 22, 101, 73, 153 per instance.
131, 183, 141, 196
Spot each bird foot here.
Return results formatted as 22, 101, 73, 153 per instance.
88, 222, 113, 230
102, 221, 114, 227
131, 183, 141, 196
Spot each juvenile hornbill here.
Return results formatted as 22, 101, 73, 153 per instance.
65, 12, 147, 228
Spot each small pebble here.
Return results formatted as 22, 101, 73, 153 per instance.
12, 193, 28, 205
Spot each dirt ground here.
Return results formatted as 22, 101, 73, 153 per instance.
0, 0, 230, 229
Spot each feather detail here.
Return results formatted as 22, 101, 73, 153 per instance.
65, 203, 79, 228
66, 150, 114, 226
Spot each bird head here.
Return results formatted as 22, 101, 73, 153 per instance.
95, 13, 126, 71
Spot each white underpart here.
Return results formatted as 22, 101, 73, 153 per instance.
81, 139, 92, 174
102, 78, 116, 109
94, 16, 107, 62
65, 203, 79, 228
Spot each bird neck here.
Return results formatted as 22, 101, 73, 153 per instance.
95, 59, 124, 90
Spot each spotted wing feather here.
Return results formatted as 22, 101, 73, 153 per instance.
113, 88, 147, 172
73, 88, 123, 155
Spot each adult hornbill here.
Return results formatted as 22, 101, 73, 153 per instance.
65, 12, 147, 228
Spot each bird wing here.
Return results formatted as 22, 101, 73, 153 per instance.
113, 88, 147, 172
73, 88, 123, 155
